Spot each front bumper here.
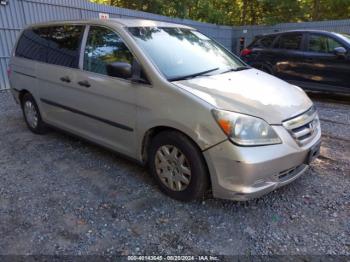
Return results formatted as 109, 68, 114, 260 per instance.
203, 125, 321, 201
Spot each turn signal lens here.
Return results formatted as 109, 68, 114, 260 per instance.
218, 119, 232, 135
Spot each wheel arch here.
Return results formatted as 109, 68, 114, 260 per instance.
141, 126, 198, 164
141, 125, 212, 191
18, 89, 31, 107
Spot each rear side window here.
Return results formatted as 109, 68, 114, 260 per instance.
83, 26, 134, 77
16, 25, 84, 68
260, 36, 276, 47
46, 25, 84, 68
308, 34, 345, 53
275, 33, 303, 50
16, 28, 50, 63
249, 35, 275, 48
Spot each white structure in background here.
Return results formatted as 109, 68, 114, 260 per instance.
99, 13, 109, 19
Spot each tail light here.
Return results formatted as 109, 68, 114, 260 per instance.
240, 48, 252, 57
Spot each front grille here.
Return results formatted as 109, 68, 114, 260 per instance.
283, 107, 320, 146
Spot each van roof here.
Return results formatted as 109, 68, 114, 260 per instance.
257, 29, 339, 37
26, 18, 194, 30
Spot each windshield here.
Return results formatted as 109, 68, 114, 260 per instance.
128, 27, 246, 81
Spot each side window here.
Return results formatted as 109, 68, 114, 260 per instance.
249, 36, 275, 48
16, 27, 51, 62
16, 25, 84, 68
46, 25, 84, 68
249, 38, 262, 48
308, 34, 344, 53
84, 26, 134, 77
260, 36, 275, 48
275, 34, 303, 50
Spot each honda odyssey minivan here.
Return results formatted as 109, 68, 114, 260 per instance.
9, 19, 321, 201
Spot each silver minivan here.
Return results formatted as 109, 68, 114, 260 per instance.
9, 19, 321, 201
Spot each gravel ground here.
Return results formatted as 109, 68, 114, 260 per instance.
0, 90, 349, 256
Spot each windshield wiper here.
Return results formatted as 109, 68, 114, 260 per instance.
221, 66, 251, 74
169, 67, 219, 81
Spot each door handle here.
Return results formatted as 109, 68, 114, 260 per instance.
60, 76, 71, 83
78, 80, 91, 88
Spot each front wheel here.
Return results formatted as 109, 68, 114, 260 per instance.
148, 131, 209, 201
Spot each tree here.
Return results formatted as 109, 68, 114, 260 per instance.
89, 0, 350, 26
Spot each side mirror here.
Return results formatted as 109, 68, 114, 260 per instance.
106, 62, 132, 79
334, 47, 347, 57
130, 59, 150, 85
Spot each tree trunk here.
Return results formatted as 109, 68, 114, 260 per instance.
249, 0, 256, 25
312, 0, 321, 21
241, 0, 248, 25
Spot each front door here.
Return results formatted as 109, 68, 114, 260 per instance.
301, 33, 350, 91
73, 25, 138, 157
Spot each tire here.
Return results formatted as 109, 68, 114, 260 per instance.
21, 93, 47, 134
148, 131, 209, 201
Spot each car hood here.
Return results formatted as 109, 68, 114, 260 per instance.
173, 69, 313, 124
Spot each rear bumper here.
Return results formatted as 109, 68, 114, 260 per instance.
203, 125, 321, 201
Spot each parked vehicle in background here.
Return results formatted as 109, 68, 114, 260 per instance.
9, 19, 321, 202
241, 30, 350, 94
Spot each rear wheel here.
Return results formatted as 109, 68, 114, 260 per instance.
148, 131, 209, 201
22, 93, 47, 134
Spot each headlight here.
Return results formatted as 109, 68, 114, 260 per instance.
212, 109, 282, 146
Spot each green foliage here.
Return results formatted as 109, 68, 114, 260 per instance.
89, 0, 350, 26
